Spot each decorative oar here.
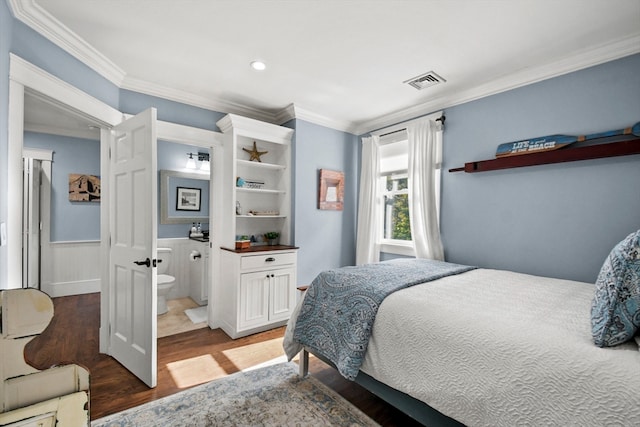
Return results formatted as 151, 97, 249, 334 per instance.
495, 122, 640, 158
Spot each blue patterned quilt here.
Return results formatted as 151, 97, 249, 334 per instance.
292, 258, 476, 380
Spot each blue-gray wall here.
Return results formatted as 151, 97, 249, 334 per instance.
24, 132, 101, 241
119, 90, 223, 132
440, 54, 640, 283
22, 134, 210, 242
292, 119, 358, 285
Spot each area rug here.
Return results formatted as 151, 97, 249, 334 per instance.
91, 362, 379, 426
184, 306, 207, 324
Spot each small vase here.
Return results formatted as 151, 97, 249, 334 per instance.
267, 238, 279, 246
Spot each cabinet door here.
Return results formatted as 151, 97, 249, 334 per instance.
269, 268, 295, 323
239, 271, 270, 330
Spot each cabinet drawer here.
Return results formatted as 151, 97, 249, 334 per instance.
241, 252, 296, 270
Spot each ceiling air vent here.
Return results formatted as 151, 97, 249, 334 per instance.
404, 71, 446, 90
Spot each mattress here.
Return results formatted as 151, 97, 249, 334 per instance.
285, 268, 640, 426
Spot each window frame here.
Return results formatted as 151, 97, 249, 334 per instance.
378, 134, 414, 256
372, 112, 443, 257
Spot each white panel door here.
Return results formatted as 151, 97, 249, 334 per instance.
269, 268, 295, 322
109, 108, 158, 388
239, 271, 269, 330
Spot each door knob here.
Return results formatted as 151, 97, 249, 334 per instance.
134, 258, 151, 268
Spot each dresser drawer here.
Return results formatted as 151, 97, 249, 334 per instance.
240, 252, 296, 270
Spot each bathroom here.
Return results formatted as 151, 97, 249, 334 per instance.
23, 123, 210, 338
156, 139, 211, 337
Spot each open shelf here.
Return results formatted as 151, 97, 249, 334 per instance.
449, 138, 640, 173
237, 159, 286, 171
236, 187, 285, 195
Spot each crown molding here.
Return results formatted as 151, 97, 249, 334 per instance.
275, 104, 357, 134
11, 0, 640, 137
120, 75, 277, 124
9, 0, 126, 85
355, 34, 640, 135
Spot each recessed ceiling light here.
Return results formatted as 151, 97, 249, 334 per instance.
250, 61, 266, 71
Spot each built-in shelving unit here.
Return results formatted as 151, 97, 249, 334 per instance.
449, 138, 640, 173
216, 114, 294, 248
215, 114, 298, 340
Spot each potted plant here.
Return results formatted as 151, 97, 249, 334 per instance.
264, 231, 280, 246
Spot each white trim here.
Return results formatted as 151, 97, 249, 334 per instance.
121, 75, 277, 125
10, 1, 639, 135
8, 0, 126, 85
156, 120, 223, 147
10, 54, 123, 127
22, 147, 52, 162
7, 80, 24, 289
43, 279, 101, 298
380, 241, 415, 257
275, 104, 355, 133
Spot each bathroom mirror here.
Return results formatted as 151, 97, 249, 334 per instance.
160, 169, 210, 224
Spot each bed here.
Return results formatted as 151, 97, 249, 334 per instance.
283, 233, 640, 426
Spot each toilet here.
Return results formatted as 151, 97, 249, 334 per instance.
156, 247, 176, 315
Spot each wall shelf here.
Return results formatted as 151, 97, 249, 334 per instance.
449, 138, 640, 173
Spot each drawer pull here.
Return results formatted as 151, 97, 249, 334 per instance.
265, 257, 276, 262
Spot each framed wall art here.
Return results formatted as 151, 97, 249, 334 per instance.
318, 169, 344, 210
176, 187, 201, 211
69, 173, 101, 202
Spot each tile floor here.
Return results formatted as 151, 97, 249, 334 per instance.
157, 297, 208, 338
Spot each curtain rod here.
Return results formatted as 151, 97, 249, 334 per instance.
378, 115, 446, 138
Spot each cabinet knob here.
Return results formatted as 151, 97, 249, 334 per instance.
265, 257, 275, 262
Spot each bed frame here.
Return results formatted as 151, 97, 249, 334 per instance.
299, 349, 464, 427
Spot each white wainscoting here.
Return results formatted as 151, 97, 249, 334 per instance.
41, 238, 207, 299
41, 240, 101, 297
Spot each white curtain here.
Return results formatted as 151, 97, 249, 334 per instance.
355, 135, 381, 265
407, 119, 444, 260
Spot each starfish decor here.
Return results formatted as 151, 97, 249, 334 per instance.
242, 141, 268, 162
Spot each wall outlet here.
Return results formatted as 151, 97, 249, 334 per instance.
0, 222, 7, 246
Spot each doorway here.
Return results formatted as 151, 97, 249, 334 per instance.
9, 54, 223, 387
22, 147, 53, 290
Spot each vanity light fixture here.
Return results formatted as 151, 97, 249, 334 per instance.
250, 60, 266, 71
186, 153, 197, 169
187, 152, 210, 171
198, 152, 210, 171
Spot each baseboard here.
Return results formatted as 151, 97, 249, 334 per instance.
42, 278, 100, 298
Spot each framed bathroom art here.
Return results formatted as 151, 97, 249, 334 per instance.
176, 187, 201, 211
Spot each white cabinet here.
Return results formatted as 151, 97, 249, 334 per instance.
219, 249, 297, 339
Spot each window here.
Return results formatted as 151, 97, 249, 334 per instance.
378, 136, 414, 255
376, 128, 442, 256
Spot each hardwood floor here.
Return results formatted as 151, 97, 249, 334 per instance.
24, 293, 423, 426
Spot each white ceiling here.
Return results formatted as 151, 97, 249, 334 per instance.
14, 0, 640, 134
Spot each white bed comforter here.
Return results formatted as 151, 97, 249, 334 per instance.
285, 268, 640, 426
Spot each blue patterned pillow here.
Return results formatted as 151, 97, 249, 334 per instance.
591, 230, 640, 347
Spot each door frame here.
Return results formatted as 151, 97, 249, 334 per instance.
8, 54, 224, 356
22, 147, 53, 290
